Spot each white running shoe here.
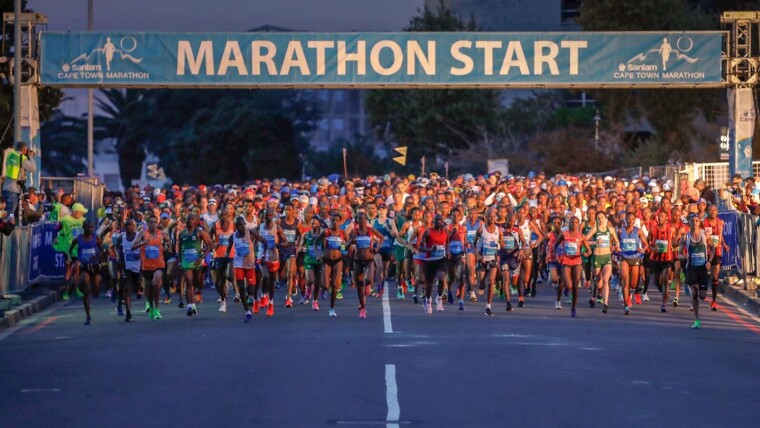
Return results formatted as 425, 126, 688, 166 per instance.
426, 298, 433, 314
435, 296, 444, 312
555, 301, 562, 310
642, 293, 650, 302
218, 301, 227, 313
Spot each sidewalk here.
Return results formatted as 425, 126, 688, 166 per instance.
721, 276, 760, 318
1, 285, 62, 330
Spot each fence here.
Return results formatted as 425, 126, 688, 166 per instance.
42, 176, 105, 224
0, 225, 31, 295
680, 161, 760, 193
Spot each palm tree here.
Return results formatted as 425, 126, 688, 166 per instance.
39, 110, 87, 177
94, 88, 148, 189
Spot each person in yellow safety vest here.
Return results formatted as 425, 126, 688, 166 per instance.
2, 142, 37, 219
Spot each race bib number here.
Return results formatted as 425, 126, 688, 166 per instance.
432, 246, 445, 259
145, 245, 160, 260
503, 236, 517, 250
482, 242, 498, 257
265, 236, 276, 248
71, 227, 83, 239
655, 239, 668, 254
622, 239, 637, 252
235, 242, 250, 257
219, 235, 230, 247
356, 236, 372, 250
125, 251, 141, 262
449, 241, 464, 255
81, 248, 97, 262
466, 230, 477, 244
596, 234, 611, 249
711, 235, 720, 246
284, 230, 297, 243
327, 236, 342, 250
564, 241, 579, 257
690, 251, 706, 266
183, 248, 199, 262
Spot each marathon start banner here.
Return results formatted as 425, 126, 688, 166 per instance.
39, 31, 723, 88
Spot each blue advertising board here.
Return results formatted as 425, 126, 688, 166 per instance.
718, 212, 739, 272
29, 222, 66, 283
39, 31, 723, 88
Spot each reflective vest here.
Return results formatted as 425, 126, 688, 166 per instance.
49, 202, 62, 222
4, 150, 22, 180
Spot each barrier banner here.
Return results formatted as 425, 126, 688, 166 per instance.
29, 221, 66, 283
39, 31, 723, 88
718, 212, 740, 272
728, 87, 755, 179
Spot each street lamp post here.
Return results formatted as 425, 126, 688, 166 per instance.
87, 0, 94, 176
594, 109, 601, 153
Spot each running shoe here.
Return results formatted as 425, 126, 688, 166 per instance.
194, 293, 202, 304
635, 294, 642, 305
234, 294, 241, 303
588, 298, 595, 308
297, 295, 305, 305
153, 309, 162, 320
149, 308, 156, 320
125, 312, 133, 322
691, 320, 701, 329
710, 301, 718, 311
245, 311, 252, 323
329, 308, 337, 317
187, 306, 194, 317
459, 300, 464, 311
530, 286, 536, 297
117, 306, 124, 317
624, 306, 631, 315
285, 298, 293, 308
164, 296, 171, 305
447, 290, 454, 304
336, 291, 343, 300
376, 288, 384, 298
62, 291, 70, 301
359, 308, 367, 319
421, 298, 428, 313
312, 300, 319, 311
672, 298, 679, 308
563, 288, 569, 297
436, 296, 444, 312
219, 301, 227, 312
690, 304, 694, 312
506, 301, 513, 312
413, 295, 419, 304
191, 305, 198, 316
170, 285, 177, 294
469, 291, 478, 302
570, 308, 576, 318
84, 317, 92, 325
320, 290, 327, 300
427, 298, 433, 314
408, 284, 415, 293
216, 297, 222, 303
178, 300, 185, 309
660, 304, 667, 313
305, 287, 312, 301
106, 289, 113, 300
260, 295, 269, 307
397, 288, 404, 299
596, 296, 604, 304
485, 306, 493, 317
555, 301, 562, 310
266, 303, 274, 317
518, 298, 524, 308
253, 300, 260, 314
602, 304, 608, 314
75, 289, 84, 299
275, 281, 281, 290
642, 293, 650, 302
567, 295, 573, 304
247, 296, 253, 305
365, 285, 372, 297
145, 301, 151, 313
477, 288, 485, 296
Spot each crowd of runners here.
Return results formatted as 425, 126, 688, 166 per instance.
49, 171, 732, 329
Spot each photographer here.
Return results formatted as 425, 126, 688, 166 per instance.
1, 142, 37, 219
21, 186, 45, 225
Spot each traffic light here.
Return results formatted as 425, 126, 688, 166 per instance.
393, 146, 407, 166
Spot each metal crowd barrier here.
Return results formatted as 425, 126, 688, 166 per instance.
0, 225, 31, 295
42, 176, 105, 224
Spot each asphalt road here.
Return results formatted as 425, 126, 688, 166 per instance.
1, 281, 759, 428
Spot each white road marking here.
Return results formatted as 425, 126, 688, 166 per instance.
20, 388, 61, 393
385, 364, 400, 428
382, 287, 393, 334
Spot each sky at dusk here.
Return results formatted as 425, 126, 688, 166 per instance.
28, 0, 424, 116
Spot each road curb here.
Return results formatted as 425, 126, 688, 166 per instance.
0, 289, 60, 330
722, 279, 760, 318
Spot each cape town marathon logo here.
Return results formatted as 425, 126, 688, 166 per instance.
613, 37, 704, 80
58, 36, 149, 80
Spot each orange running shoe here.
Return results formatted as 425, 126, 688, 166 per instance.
252, 300, 259, 314
285, 298, 293, 308
635, 294, 642, 305
710, 301, 718, 311
266, 303, 274, 317
195, 292, 202, 304
260, 295, 269, 307
365, 285, 371, 297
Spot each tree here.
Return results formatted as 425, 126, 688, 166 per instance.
94, 89, 149, 189
39, 110, 87, 177
365, 1, 503, 161
305, 138, 391, 178
576, 0, 723, 157
0, 0, 63, 149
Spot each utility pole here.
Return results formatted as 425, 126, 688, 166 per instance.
87, 0, 94, 176
594, 109, 600, 153
13, 0, 20, 145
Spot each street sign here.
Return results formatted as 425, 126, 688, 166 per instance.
393, 146, 407, 166
719, 126, 729, 161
